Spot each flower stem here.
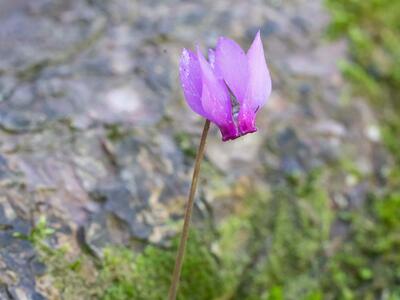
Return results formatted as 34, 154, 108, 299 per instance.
168, 119, 211, 300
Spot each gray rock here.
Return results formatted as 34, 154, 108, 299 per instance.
0, 0, 390, 297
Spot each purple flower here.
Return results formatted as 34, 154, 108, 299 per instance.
179, 31, 272, 141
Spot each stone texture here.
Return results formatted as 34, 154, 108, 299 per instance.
0, 0, 389, 298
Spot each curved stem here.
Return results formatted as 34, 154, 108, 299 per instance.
168, 119, 211, 300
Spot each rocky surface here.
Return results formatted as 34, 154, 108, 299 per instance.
0, 0, 388, 299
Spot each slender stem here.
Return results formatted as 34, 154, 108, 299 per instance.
168, 119, 211, 300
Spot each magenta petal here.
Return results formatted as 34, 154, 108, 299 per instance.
207, 49, 223, 79
238, 31, 271, 135
244, 31, 272, 109
197, 48, 238, 141
215, 37, 249, 101
208, 49, 216, 70
179, 48, 207, 117
238, 105, 258, 135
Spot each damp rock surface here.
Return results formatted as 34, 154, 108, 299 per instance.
0, 0, 388, 298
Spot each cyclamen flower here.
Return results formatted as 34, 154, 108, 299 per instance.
179, 31, 271, 141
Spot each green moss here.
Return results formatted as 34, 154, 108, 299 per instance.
13, 215, 55, 245
326, 0, 400, 112
324, 3, 400, 297
29, 224, 224, 300
106, 124, 128, 142
174, 131, 197, 159
28, 170, 399, 299
322, 192, 400, 299
230, 172, 332, 300
100, 231, 224, 300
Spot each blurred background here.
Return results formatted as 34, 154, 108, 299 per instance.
0, 0, 399, 299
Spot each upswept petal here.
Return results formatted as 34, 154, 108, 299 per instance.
244, 31, 272, 109
238, 31, 272, 134
197, 48, 238, 141
179, 48, 206, 117
207, 49, 222, 79
208, 48, 216, 70
215, 37, 249, 101
179, 32, 271, 141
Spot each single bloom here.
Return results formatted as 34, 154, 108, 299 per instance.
179, 31, 271, 141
